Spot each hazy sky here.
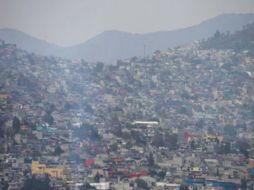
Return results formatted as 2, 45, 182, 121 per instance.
0, 0, 254, 46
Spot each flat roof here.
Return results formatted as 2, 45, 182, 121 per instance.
132, 121, 159, 125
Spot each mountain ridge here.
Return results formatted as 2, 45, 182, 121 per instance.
1, 13, 254, 62
0, 28, 61, 55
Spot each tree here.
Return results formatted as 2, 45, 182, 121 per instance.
135, 178, 148, 189
208, 126, 215, 135
241, 178, 247, 190
79, 183, 96, 190
94, 62, 104, 72
216, 167, 220, 177
21, 175, 56, 190
147, 152, 155, 167
180, 184, 189, 190
154, 50, 161, 55
73, 124, 101, 141
12, 116, 20, 133
109, 143, 118, 152
131, 130, 146, 145
43, 113, 54, 125
190, 140, 196, 150
45, 103, 55, 114
238, 140, 250, 158
157, 170, 166, 179
223, 141, 231, 154
152, 132, 165, 147
113, 126, 122, 137
214, 30, 221, 39
54, 145, 64, 155
165, 132, 178, 150
94, 172, 101, 183
130, 56, 138, 62
0, 178, 9, 190
83, 104, 93, 114
149, 168, 157, 177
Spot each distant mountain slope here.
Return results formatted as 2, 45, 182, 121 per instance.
0, 28, 61, 56
61, 13, 254, 62
1, 13, 254, 62
201, 22, 254, 57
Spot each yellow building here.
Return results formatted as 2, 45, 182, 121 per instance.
203, 133, 224, 143
31, 161, 66, 180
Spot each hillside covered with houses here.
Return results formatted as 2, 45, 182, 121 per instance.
0, 25, 254, 190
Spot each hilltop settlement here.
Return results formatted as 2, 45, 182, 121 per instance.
0, 24, 254, 190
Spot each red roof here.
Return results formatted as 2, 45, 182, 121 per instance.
128, 170, 148, 178
86, 159, 95, 166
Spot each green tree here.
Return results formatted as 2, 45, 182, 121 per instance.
131, 130, 146, 145
45, 103, 55, 114
214, 30, 221, 39
147, 152, 155, 167
109, 143, 118, 152
94, 172, 102, 183
21, 175, 55, 190
157, 170, 166, 179
165, 132, 178, 150
135, 178, 148, 189
152, 132, 165, 147
190, 140, 196, 150
54, 145, 64, 155
74, 124, 101, 141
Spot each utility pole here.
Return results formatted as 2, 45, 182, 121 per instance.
144, 44, 146, 59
